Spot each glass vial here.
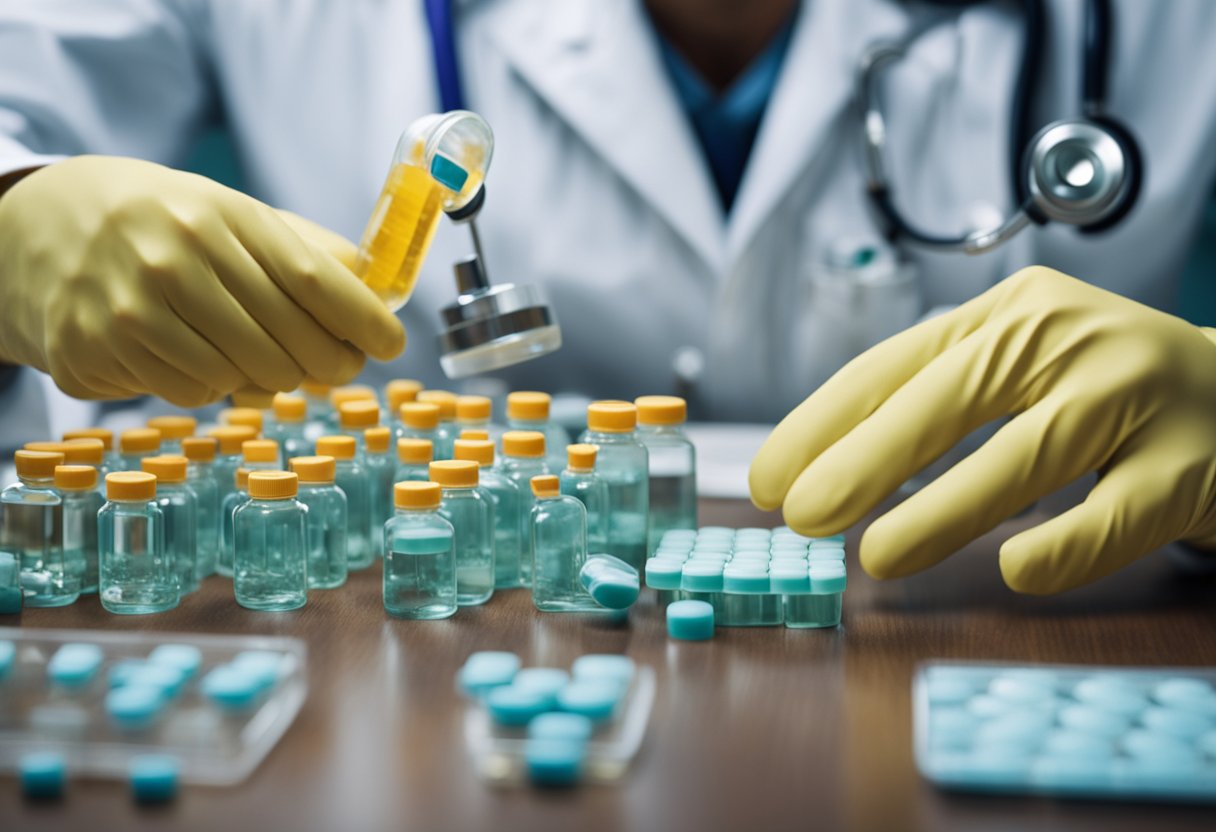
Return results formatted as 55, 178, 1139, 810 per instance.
578, 402, 649, 572
219, 468, 251, 578
141, 455, 199, 596
559, 444, 609, 554
455, 395, 502, 444
220, 406, 264, 436
499, 431, 549, 585
182, 437, 220, 580
316, 436, 372, 570
338, 400, 380, 453
506, 391, 570, 473
61, 436, 112, 480
269, 393, 312, 458
384, 481, 457, 619
1, 450, 72, 607
233, 471, 308, 611
146, 415, 196, 457
635, 396, 697, 555
417, 391, 458, 460
62, 428, 119, 475
207, 425, 257, 511
397, 401, 441, 446
241, 438, 282, 472
385, 379, 423, 433
453, 438, 522, 589
529, 475, 598, 612
54, 465, 100, 596
395, 438, 434, 484
118, 428, 162, 472
99, 471, 176, 614
364, 426, 395, 559
430, 460, 494, 606
326, 386, 375, 430
289, 455, 348, 589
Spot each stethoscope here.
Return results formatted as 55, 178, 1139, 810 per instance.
424, 0, 1143, 258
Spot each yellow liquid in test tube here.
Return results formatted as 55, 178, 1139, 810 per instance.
355, 164, 445, 311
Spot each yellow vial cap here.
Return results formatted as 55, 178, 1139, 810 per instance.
120, 428, 162, 454
586, 401, 637, 433
106, 471, 156, 501
453, 439, 494, 468
417, 390, 457, 420
339, 400, 380, 429
635, 395, 687, 426
63, 427, 113, 451
397, 438, 434, 465
429, 459, 479, 488
62, 439, 105, 466
242, 439, 280, 463
506, 391, 550, 421
234, 468, 251, 490
330, 385, 376, 409
531, 474, 560, 498
385, 379, 423, 411
289, 455, 336, 484
146, 415, 197, 440
15, 450, 65, 478
502, 430, 545, 459
399, 402, 441, 430
456, 395, 491, 422
248, 470, 298, 500
315, 435, 356, 460
181, 436, 218, 462
272, 393, 306, 422
141, 455, 188, 483
365, 426, 391, 454
299, 378, 332, 398
460, 429, 489, 441
207, 425, 257, 456
220, 407, 263, 433
54, 464, 97, 491
567, 443, 598, 472
395, 480, 441, 510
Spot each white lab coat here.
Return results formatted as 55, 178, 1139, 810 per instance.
0, 0, 1215, 439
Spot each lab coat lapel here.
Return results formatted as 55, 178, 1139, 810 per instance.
727, 0, 910, 261
487, 0, 726, 273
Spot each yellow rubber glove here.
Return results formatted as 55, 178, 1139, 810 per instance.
0, 155, 405, 406
750, 267, 1216, 594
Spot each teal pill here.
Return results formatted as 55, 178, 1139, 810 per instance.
645, 559, 684, 590
809, 563, 846, 594
201, 665, 262, 712
1152, 677, 1216, 717
926, 677, 975, 707
231, 651, 284, 693
525, 739, 584, 787
529, 712, 594, 743
458, 651, 520, 697
486, 685, 552, 726
106, 685, 164, 729
148, 644, 203, 679
1073, 677, 1146, 716
48, 643, 104, 689
429, 154, 469, 192
129, 754, 179, 803
124, 664, 186, 699
723, 569, 770, 594
807, 547, 846, 562
809, 535, 846, 547
989, 674, 1057, 705
1140, 706, 1212, 740
1057, 705, 1130, 738
571, 655, 635, 687
1042, 730, 1113, 759
579, 554, 640, 610
770, 568, 811, 594
681, 563, 723, 593
513, 668, 571, 707
556, 680, 621, 722
20, 752, 65, 799
667, 599, 714, 641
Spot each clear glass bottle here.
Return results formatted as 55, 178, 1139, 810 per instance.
288, 455, 348, 590
241, 438, 281, 472
141, 455, 199, 596
316, 436, 372, 570
506, 391, 570, 473
499, 431, 549, 585
118, 427, 162, 472
364, 427, 395, 559
417, 390, 458, 460
98, 471, 176, 614
1, 450, 72, 607
635, 396, 697, 555
429, 460, 493, 606
269, 393, 312, 458
181, 437, 220, 580
578, 402, 649, 572
219, 468, 251, 578
384, 481, 457, 619
233, 471, 308, 611
529, 475, 598, 612
219, 406, 264, 437
327, 386, 376, 430
298, 379, 334, 444
63, 427, 120, 474
453, 438, 522, 589
397, 401, 441, 448
456, 395, 503, 445
385, 379, 423, 433
146, 415, 196, 457
207, 425, 257, 510
394, 438, 434, 484
338, 400, 380, 453
559, 444, 609, 554
53, 464, 101, 595
61, 436, 112, 479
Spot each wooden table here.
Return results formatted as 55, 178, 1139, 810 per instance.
4, 498, 1216, 831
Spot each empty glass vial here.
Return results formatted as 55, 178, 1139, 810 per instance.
118, 428, 162, 472
559, 444, 609, 554
397, 401, 441, 447
395, 438, 434, 484
339, 400, 380, 453
456, 395, 502, 444
233, 471, 308, 611
430, 460, 494, 606
1, 450, 73, 607
207, 425, 257, 509
289, 455, 348, 589
506, 391, 570, 473
316, 436, 372, 570
499, 431, 549, 585
63, 427, 119, 474
146, 415, 196, 456
579, 402, 649, 572
453, 438, 522, 589
417, 390, 458, 460
364, 426, 395, 559
242, 438, 281, 472
141, 455, 199, 596
220, 406, 264, 436
529, 475, 598, 612
269, 393, 312, 458
54, 465, 101, 595
219, 467, 251, 578
384, 481, 456, 619
99, 471, 176, 614
385, 379, 423, 434
635, 396, 697, 555
299, 379, 334, 443
182, 437, 220, 580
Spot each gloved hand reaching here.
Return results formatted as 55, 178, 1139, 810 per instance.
0, 155, 405, 406
750, 267, 1216, 594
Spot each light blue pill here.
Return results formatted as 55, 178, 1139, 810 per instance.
735, 527, 771, 537
927, 677, 975, 706
770, 569, 811, 594
929, 708, 978, 748
661, 530, 697, 542
667, 599, 714, 641
20, 751, 65, 799
514, 668, 571, 706
108, 659, 147, 689
810, 535, 846, 547
1140, 706, 1212, 740
1029, 754, 1111, 791
809, 563, 846, 594
770, 549, 807, 561
525, 738, 584, 787
968, 694, 1017, 719
458, 651, 521, 697
1198, 730, 1216, 758
691, 539, 732, 552
571, 654, 635, 687
807, 548, 846, 562
48, 643, 104, 689
106, 685, 165, 729
645, 559, 684, 590
0, 640, 15, 680
723, 570, 770, 594
1121, 729, 1196, 762
579, 554, 640, 610
529, 712, 594, 743
728, 551, 771, 562
1073, 677, 1146, 716
681, 563, 724, 593
125, 664, 187, 699
1057, 704, 1130, 738
148, 644, 203, 679
975, 711, 1052, 749
989, 675, 1057, 705
697, 527, 734, 536
486, 685, 552, 726
201, 665, 262, 712
1152, 677, 1216, 717
957, 747, 1032, 786
231, 651, 287, 690
556, 680, 621, 722
654, 547, 691, 557
129, 754, 179, 804
1042, 730, 1113, 759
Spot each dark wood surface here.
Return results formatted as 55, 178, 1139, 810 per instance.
3, 498, 1216, 832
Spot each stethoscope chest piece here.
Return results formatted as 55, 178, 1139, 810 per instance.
1025, 119, 1132, 228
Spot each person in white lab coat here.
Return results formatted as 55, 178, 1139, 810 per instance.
0, 0, 1214, 590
